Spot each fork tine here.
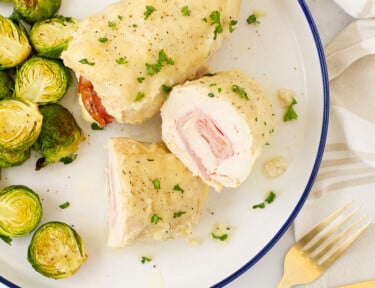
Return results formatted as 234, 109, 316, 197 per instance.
312, 214, 365, 261
320, 221, 371, 269
297, 202, 353, 247
304, 208, 359, 254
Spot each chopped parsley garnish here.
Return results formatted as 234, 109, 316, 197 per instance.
209, 11, 223, 40
173, 184, 184, 193
145, 49, 174, 76
151, 213, 162, 224
252, 191, 276, 209
265, 191, 276, 204
229, 19, 238, 33
232, 84, 249, 100
252, 202, 266, 209
132, 24, 137, 28
0, 235, 12, 245
141, 256, 152, 264
108, 21, 117, 29
202, 17, 208, 22
59, 201, 70, 209
137, 77, 145, 83
60, 154, 77, 165
208, 92, 215, 97
209, 83, 217, 87
283, 98, 298, 121
204, 72, 216, 77
152, 178, 160, 190
181, 6, 190, 16
118, 15, 123, 20
135, 92, 145, 101
79, 58, 95, 66
144, 5, 156, 19
247, 14, 260, 25
91, 123, 104, 130
145, 63, 160, 76
173, 211, 186, 218
98, 37, 108, 43
158, 49, 174, 65
211, 233, 228, 241
162, 84, 174, 94
218, 87, 222, 93
147, 158, 154, 162
116, 57, 128, 64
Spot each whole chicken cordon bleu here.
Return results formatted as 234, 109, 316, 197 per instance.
107, 138, 208, 248
61, 0, 242, 126
161, 69, 276, 191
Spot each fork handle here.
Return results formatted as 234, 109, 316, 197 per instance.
276, 275, 294, 288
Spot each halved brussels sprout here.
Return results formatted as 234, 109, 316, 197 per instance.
34, 103, 85, 169
13, 0, 61, 23
30, 16, 79, 59
0, 185, 42, 237
28, 221, 87, 279
0, 98, 43, 151
0, 147, 30, 168
15, 56, 69, 104
0, 15, 31, 70
0, 71, 14, 99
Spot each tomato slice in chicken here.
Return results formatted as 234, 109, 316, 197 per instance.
78, 76, 114, 127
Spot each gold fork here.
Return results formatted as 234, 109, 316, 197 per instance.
276, 202, 371, 288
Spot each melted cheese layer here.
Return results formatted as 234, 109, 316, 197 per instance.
62, 0, 241, 124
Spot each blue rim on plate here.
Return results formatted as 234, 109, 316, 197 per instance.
0, 0, 329, 287
212, 0, 330, 287
0, 276, 18, 288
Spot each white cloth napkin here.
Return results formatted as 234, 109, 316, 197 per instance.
293, 5, 375, 288
333, 0, 375, 18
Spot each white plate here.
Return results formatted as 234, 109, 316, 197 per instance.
0, 0, 328, 287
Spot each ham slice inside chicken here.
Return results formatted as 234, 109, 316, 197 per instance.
177, 109, 234, 179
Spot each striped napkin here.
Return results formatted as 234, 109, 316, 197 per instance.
293, 3, 375, 287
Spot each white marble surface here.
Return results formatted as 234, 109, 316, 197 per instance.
0, 1, 353, 288
227, 0, 353, 287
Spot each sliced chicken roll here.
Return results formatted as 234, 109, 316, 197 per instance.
107, 138, 208, 248
161, 69, 276, 191
62, 0, 242, 125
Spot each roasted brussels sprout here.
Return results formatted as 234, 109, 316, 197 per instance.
28, 221, 87, 279
0, 15, 31, 70
0, 71, 14, 99
13, 0, 61, 23
0, 98, 43, 152
30, 16, 79, 59
0, 185, 42, 237
34, 103, 84, 169
15, 56, 69, 104
0, 147, 30, 168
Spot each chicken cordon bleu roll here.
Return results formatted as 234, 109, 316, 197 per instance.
61, 0, 242, 126
161, 69, 276, 191
107, 138, 208, 248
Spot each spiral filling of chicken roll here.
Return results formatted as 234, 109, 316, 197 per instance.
161, 69, 276, 191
